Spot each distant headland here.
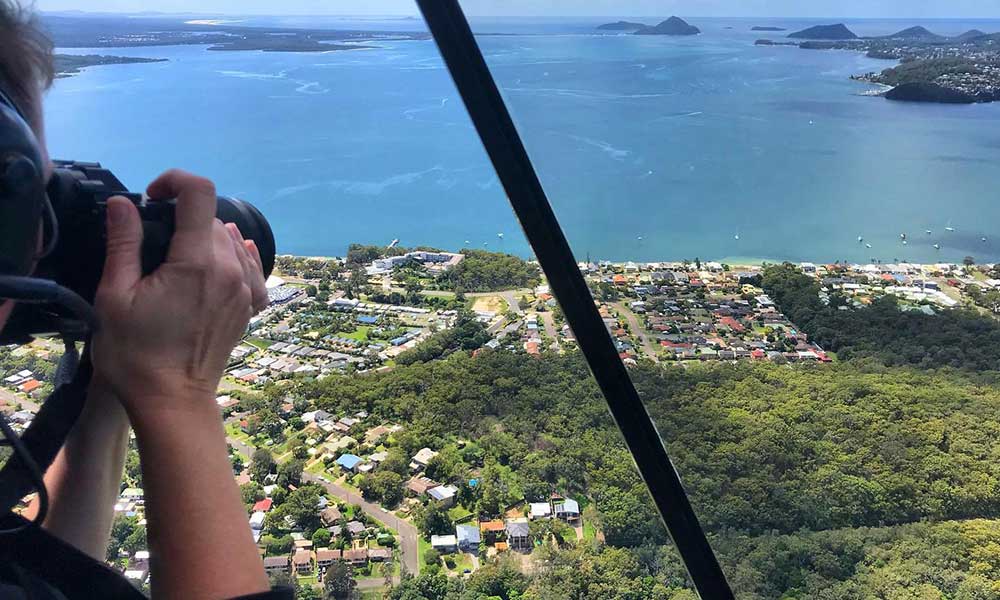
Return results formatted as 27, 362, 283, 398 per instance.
597, 16, 700, 36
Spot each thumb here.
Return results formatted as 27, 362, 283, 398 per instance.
99, 196, 144, 293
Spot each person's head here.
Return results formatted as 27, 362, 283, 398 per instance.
0, 0, 54, 329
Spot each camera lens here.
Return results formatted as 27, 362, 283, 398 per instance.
216, 196, 276, 278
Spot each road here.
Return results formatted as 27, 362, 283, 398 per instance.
301, 472, 420, 577
226, 429, 420, 578
500, 290, 525, 316
611, 302, 659, 362
538, 312, 561, 352
0, 387, 39, 412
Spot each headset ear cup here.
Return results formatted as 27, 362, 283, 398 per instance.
0, 90, 46, 277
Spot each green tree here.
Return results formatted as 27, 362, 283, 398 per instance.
312, 527, 332, 548
251, 449, 276, 484
323, 561, 356, 600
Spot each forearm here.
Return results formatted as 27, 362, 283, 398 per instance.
35, 379, 130, 560
133, 399, 268, 600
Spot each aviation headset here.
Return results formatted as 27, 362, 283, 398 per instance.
0, 84, 95, 531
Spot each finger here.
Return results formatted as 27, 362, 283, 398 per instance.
147, 169, 217, 264
227, 225, 268, 313
225, 224, 260, 311
98, 196, 144, 295
245, 239, 264, 275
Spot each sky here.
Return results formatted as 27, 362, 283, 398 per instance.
33, 0, 1000, 19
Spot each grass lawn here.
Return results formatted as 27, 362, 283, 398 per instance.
245, 336, 273, 350
445, 552, 474, 573
448, 506, 474, 523
418, 537, 432, 566
297, 573, 319, 587
338, 326, 371, 342
305, 461, 327, 476
225, 424, 253, 445
582, 519, 597, 541
360, 590, 386, 600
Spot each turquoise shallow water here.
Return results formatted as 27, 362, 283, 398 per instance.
43, 16, 1000, 264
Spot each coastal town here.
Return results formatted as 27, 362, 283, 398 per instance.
4, 245, 1000, 597
754, 23, 1000, 103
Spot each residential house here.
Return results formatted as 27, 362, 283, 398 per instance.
369, 548, 392, 562
427, 485, 458, 507
249, 512, 267, 530
345, 521, 366, 537
529, 502, 552, 520
410, 447, 438, 471
130, 550, 150, 571
552, 498, 580, 521
315, 548, 341, 569
263, 556, 290, 575
335, 453, 363, 473
292, 549, 314, 574
505, 518, 531, 551
320, 506, 342, 526
124, 569, 148, 586
252, 498, 273, 513
456, 524, 481, 552
431, 534, 458, 553
405, 476, 437, 496
343, 548, 368, 566
479, 520, 506, 543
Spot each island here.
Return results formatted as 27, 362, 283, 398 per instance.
634, 16, 701, 36
787, 23, 858, 40
596, 21, 648, 31
752, 26, 787, 32
54, 54, 167, 77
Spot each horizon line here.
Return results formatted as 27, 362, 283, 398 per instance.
39, 10, 1000, 21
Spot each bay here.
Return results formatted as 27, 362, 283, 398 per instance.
44, 16, 1000, 264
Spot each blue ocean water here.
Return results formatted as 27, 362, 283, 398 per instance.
44, 16, 1000, 264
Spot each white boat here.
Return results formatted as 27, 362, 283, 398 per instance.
497, 232, 504, 239
865, 243, 872, 249
933, 244, 941, 250
857, 236, 863, 243
983, 237, 988, 242
902, 240, 907, 245
900, 233, 906, 240
945, 227, 955, 232
925, 230, 932, 235
734, 234, 740, 241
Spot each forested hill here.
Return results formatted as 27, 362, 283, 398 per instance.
762, 263, 1000, 370
291, 348, 1000, 597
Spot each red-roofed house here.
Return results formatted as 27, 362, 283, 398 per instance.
252, 498, 273, 512
18, 379, 41, 394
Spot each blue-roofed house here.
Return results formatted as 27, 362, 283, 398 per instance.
335, 453, 363, 473
456, 524, 481, 552
357, 315, 379, 325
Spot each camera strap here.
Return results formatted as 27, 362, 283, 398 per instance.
0, 344, 91, 515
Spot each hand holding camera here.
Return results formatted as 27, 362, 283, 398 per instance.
90, 169, 268, 428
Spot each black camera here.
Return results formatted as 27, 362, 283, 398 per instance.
1, 161, 275, 343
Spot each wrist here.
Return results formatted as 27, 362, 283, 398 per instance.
125, 389, 224, 439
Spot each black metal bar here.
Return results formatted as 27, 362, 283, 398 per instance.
415, 2, 734, 598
